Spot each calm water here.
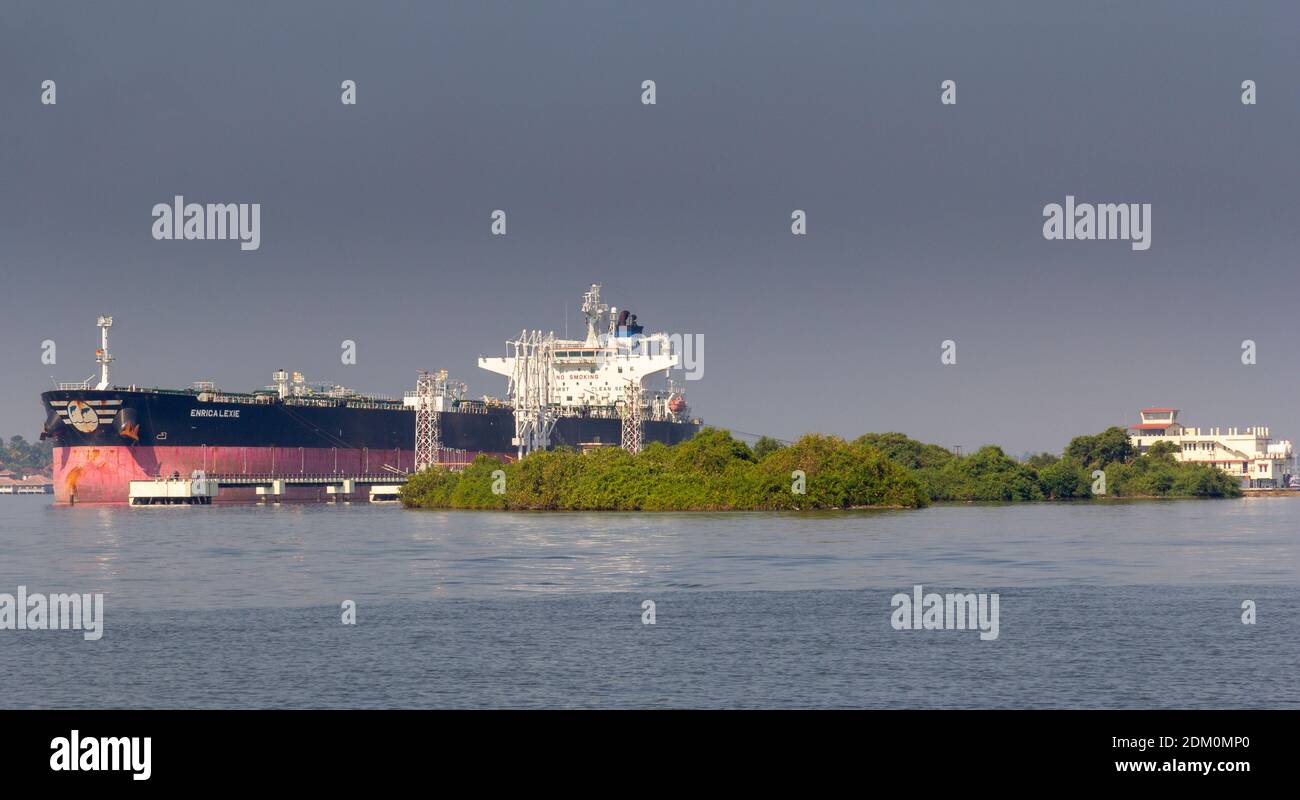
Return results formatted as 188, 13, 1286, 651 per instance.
1, 496, 1297, 707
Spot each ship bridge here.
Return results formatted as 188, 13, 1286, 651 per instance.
477, 284, 686, 456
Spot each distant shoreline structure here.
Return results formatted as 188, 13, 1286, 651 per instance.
0, 472, 53, 495
1127, 407, 1294, 489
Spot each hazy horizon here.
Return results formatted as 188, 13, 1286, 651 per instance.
3, 1, 1298, 455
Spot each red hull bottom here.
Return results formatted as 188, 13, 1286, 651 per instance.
52, 445, 506, 505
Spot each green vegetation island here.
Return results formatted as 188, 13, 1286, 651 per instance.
400, 426, 1242, 511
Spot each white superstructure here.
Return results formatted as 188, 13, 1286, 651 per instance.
478, 284, 690, 457
1128, 407, 1294, 488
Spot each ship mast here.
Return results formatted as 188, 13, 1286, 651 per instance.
507, 330, 557, 458
414, 369, 443, 471
620, 379, 643, 454
94, 316, 114, 390
581, 283, 606, 346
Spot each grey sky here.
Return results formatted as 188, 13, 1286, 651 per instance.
2, 1, 1298, 455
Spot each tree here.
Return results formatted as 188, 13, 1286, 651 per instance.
854, 432, 955, 470
1026, 452, 1059, 469
1, 434, 54, 474
1037, 459, 1087, 499
1146, 440, 1180, 460
922, 445, 1043, 502
751, 436, 785, 461
667, 428, 754, 475
1064, 426, 1135, 469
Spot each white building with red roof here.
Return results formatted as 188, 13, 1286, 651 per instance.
1127, 407, 1294, 488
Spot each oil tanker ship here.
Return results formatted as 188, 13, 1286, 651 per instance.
40, 285, 700, 504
